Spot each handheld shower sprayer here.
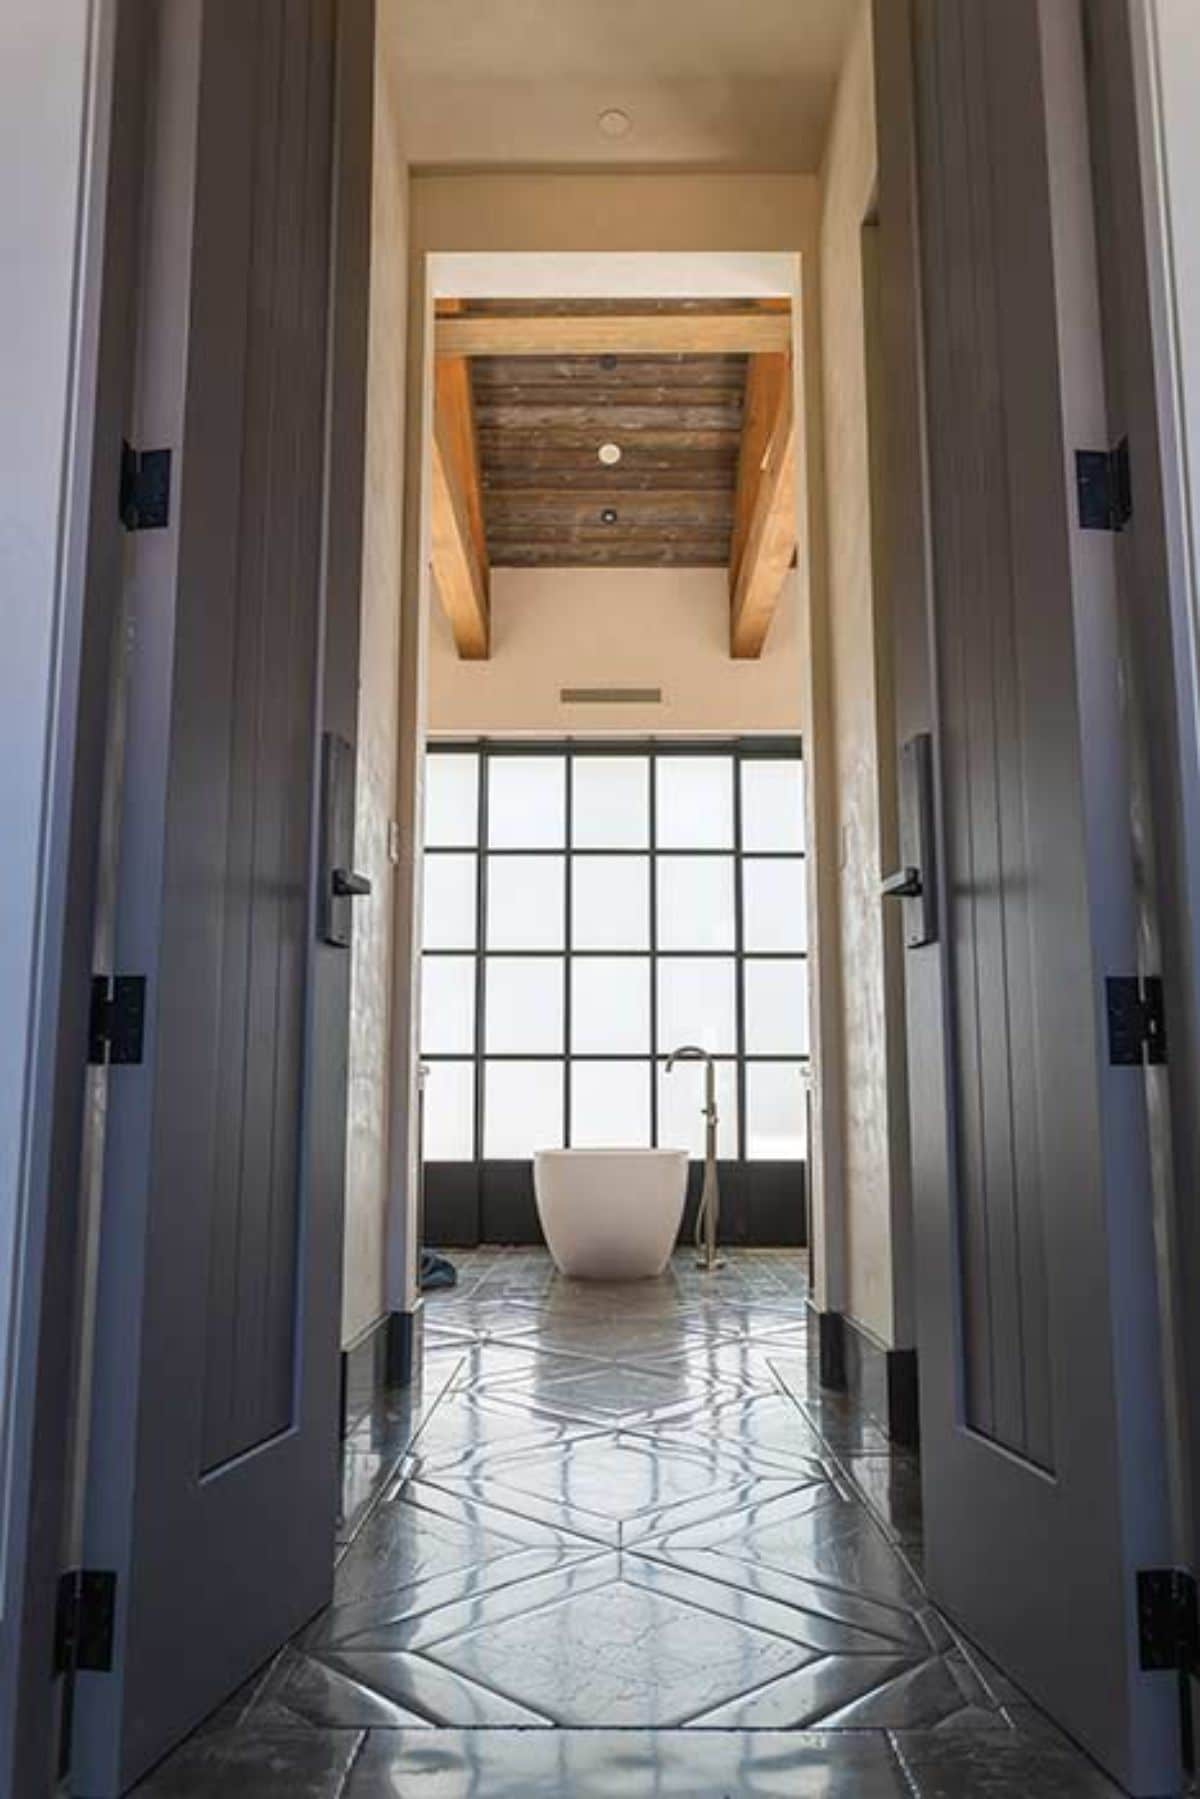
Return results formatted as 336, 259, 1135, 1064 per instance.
665, 1045, 725, 1272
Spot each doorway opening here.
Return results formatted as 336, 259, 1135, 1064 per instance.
22, 1, 1193, 1794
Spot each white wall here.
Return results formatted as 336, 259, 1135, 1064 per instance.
428, 567, 803, 738
818, 0, 909, 1347
341, 11, 409, 1348
410, 171, 819, 263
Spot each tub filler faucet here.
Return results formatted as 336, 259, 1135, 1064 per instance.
665, 1046, 725, 1273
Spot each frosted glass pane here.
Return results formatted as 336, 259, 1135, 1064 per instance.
571, 1062, 652, 1149
422, 1061, 475, 1161
743, 859, 807, 953
485, 958, 564, 1053
657, 856, 735, 951
422, 853, 477, 950
744, 958, 809, 1055
484, 1062, 564, 1157
657, 958, 737, 1055
424, 753, 479, 847
742, 758, 805, 852
487, 855, 564, 949
656, 756, 734, 849
420, 956, 475, 1055
572, 856, 649, 950
572, 756, 650, 848
746, 1063, 808, 1161
657, 1058, 739, 1158
571, 958, 650, 1054
488, 756, 566, 848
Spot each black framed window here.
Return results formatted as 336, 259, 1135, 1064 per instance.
419, 739, 808, 1165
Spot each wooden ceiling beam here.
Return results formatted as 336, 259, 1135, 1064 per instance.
730, 354, 797, 659
435, 353, 489, 578
431, 382, 490, 659
431, 301, 489, 657
435, 308, 792, 360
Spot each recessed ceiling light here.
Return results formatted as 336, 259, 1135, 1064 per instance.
600, 507, 619, 525
597, 108, 632, 140
598, 442, 622, 466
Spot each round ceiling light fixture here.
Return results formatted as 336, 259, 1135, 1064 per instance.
600, 507, 619, 526
597, 442, 622, 467
597, 107, 632, 140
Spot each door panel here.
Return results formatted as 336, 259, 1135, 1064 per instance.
925, 0, 1059, 1470
72, 2, 373, 1791
199, 0, 327, 1473
906, 1, 1179, 1791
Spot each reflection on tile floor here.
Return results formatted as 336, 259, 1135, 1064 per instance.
135, 1249, 1124, 1797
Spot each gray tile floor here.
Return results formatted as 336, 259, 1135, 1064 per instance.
136, 1249, 1124, 1797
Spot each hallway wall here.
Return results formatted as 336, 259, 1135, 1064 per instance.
0, 10, 108, 1777
1, 0, 98, 1352
427, 566, 803, 738
818, 1, 911, 1349
342, 12, 410, 1349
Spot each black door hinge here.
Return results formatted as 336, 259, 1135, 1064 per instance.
1106, 974, 1167, 1067
1076, 438, 1132, 532
88, 975, 146, 1066
54, 1569, 117, 1677
119, 439, 172, 531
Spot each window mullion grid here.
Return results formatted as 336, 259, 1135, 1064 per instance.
426, 738, 805, 1169
473, 748, 489, 1162
423, 1051, 794, 1063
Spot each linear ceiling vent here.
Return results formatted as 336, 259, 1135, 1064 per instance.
560, 686, 663, 705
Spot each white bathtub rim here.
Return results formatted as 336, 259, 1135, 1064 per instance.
534, 1147, 689, 1160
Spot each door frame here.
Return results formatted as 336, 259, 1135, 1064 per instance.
1090, 0, 1200, 1608
1, 1, 376, 1791
390, 244, 816, 1362
873, 0, 1199, 1773
0, 1, 147, 1792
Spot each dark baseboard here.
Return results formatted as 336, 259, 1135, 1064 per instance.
811, 1305, 919, 1452
816, 1307, 847, 1391
385, 1304, 422, 1388
424, 1160, 808, 1250
339, 1302, 424, 1440
886, 1346, 920, 1452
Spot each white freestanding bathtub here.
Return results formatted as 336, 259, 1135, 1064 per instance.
533, 1149, 689, 1280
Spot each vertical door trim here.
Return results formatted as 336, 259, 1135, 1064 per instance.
0, 0, 140, 1792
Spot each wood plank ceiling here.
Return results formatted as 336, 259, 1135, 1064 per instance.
474, 350, 743, 569
431, 299, 797, 659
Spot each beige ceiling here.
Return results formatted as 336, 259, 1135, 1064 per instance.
392, 0, 860, 172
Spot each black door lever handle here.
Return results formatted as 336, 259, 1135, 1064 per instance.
881, 867, 922, 900
332, 868, 372, 899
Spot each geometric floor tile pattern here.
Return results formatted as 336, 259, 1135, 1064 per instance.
134, 1249, 1125, 1796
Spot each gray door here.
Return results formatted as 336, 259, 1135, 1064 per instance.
900, 2, 1180, 1792
71, 2, 373, 1792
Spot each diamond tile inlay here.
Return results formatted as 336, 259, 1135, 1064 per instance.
135, 1249, 1119, 1798
426, 1571, 812, 1726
